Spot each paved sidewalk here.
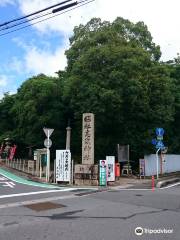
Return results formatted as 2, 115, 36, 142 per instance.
1, 163, 180, 190
108, 177, 152, 189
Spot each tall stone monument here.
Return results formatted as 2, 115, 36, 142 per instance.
74, 113, 98, 186
82, 113, 94, 165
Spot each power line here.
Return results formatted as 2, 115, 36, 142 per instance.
0, 0, 94, 37
0, 11, 52, 32
0, 0, 74, 27
0, 1, 78, 32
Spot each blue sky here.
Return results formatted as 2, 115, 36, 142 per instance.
0, 0, 180, 99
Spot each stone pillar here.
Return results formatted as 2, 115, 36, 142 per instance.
66, 126, 71, 150
82, 113, 94, 165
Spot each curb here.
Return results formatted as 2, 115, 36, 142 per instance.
156, 178, 180, 188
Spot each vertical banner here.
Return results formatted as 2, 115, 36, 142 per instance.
0, 143, 4, 158
82, 113, 94, 165
106, 156, 115, 182
139, 159, 145, 178
8, 145, 17, 160
56, 150, 71, 182
99, 160, 107, 186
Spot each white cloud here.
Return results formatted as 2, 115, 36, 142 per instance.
0, 75, 17, 99
2, 0, 180, 98
24, 43, 68, 75
15, 0, 180, 60
10, 57, 24, 74
0, 75, 8, 87
12, 37, 69, 76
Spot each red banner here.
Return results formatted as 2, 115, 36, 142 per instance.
8, 145, 17, 160
0, 144, 4, 157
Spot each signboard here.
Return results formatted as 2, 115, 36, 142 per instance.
43, 128, 54, 137
56, 150, 71, 182
156, 128, 165, 137
82, 113, 94, 165
106, 156, 115, 182
139, 159, 145, 178
117, 144, 129, 162
152, 128, 166, 150
44, 138, 52, 148
99, 160, 107, 186
155, 140, 164, 149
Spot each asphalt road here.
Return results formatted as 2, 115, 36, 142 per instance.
0, 171, 97, 205
0, 176, 179, 240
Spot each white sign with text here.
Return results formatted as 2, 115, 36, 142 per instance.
106, 156, 115, 182
56, 150, 71, 182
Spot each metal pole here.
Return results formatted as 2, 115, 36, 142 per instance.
54, 159, 56, 183
46, 130, 49, 182
71, 159, 74, 185
127, 144, 130, 175
47, 148, 50, 182
156, 148, 160, 179
40, 155, 42, 179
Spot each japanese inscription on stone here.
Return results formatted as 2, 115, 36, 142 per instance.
82, 113, 94, 164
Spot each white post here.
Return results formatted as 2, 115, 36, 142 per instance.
46, 130, 50, 182
40, 157, 42, 179
43, 128, 54, 182
71, 159, 74, 185
22, 160, 25, 172
66, 126, 71, 150
47, 148, 50, 182
156, 148, 160, 179
19, 159, 21, 171
54, 159, 56, 183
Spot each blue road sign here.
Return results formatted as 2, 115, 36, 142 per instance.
152, 139, 157, 145
155, 140, 164, 149
156, 128, 165, 137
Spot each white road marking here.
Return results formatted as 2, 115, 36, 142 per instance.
0, 188, 76, 199
0, 172, 58, 189
160, 182, 180, 189
0, 187, 98, 199
0, 177, 8, 181
2, 182, 15, 188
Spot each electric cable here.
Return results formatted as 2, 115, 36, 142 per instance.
0, 0, 95, 37
0, 0, 74, 27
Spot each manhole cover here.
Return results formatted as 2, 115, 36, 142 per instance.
135, 194, 143, 197
24, 202, 66, 212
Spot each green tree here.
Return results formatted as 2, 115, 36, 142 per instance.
64, 18, 174, 162
11, 74, 67, 155
0, 93, 16, 141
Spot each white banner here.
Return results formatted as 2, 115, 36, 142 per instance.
106, 156, 115, 182
56, 150, 71, 182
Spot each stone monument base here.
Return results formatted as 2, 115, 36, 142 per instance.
74, 164, 98, 186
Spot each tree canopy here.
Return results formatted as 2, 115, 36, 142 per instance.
0, 17, 179, 165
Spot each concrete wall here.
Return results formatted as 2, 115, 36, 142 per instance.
144, 154, 180, 176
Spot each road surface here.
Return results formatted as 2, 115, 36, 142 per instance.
0, 168, 180, 240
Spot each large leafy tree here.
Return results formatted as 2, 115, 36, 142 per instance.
11, 74, 67, 155
166, 56, 180, 153
64, 17, 174, 162
0, 93, 16, 141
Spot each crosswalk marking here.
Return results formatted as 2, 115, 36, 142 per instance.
0, 181, 16, 188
